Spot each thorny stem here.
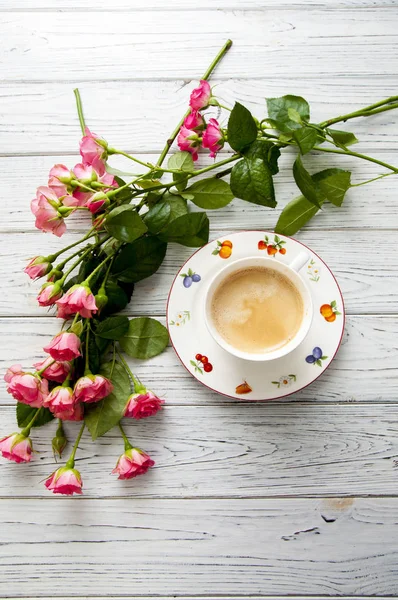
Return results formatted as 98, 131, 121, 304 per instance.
74, 89, 86, 136
65, 422, 85, 468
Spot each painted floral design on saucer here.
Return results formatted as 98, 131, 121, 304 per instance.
167, 231, 345, 401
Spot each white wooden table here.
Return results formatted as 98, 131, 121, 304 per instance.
1, 1, 398, 598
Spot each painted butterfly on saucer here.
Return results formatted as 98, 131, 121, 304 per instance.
167, 231, 345, 400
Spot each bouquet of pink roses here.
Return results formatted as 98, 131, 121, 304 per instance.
2, 39, 398, 495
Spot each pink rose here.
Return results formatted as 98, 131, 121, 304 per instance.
177, 126, 201, 161
56, 284, 98, 319
43, 331, 81, 362
73, 374, 113, 404
79, 127, 108, 176
24, 256, 52, 280
48, 164, 74, 198
124, 391, 164, 419
45, 466, 83, 495
202, 118, 224, 158
4, 364, 23, 384
112, 447, 155, 480
0, 433, 32, 463
37, 282, 63, 307
53, 402, 84, 422
71, 165, 117, 207
189, 80, 211, 111
44, 385, 75, 414
31, 186, 66, 237
5, 369, 48, 407
183, 110, 205, 131
86, 192, 109, 214
33, 357, 71, 383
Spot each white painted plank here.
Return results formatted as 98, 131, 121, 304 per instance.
1, 151, 397, 232
0, 0, 395, 8
1, 230, 397, 316
1, 10, 397, 81
2, 79, 398, 154
0, 315, 396, 404
1, 403, 398, 497
0, 498, 397, 596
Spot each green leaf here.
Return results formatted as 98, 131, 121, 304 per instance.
120, 317, 169, 359
102, 278, 130, 315
242, 139, 281, 175
227, 102, 258, 152
287, 107, 303, 124
230, 157, 276, 208
158, 212, 209, 247
293, 155, 321, 207
314, 168, 351, 206
16, 405, 54, 428
185, 178, 234, 209
84, 361, 131, 440
96, 316, 130, 340
172, 172, 189, 192
266, 95, 310, 133
144, 194, 188, 235
105, 205, 148, 243
328, 128, 358, 147
293, 126, 318, 155
88, 333, 100, 373
275, 194, 321, 236
112, 236, 167, 283
112, 177, 136, 204
95, 335, 111, 355
167, 151, 194, 172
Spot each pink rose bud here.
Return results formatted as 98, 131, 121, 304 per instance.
177, 126, 201, 161
189, 80, 211, 111
53, 402, 84, 422
202, 118, 224, 158
71, 167, 117, 208
37, 282, 63, 307
183, 110, 205, 131
43, 331, 81, 362
33, 357, 71, 383
73, 374, 113, 404
112, 447, 155, 480
0, 433, 33, 463
56, 284, 98, 319
5, 368, 48, 407
45, 466, 83, 495
44, 385, 75, 414
31, 186, 66, 237
86, 192, 109, 214
24, 256, 52, 280
48, 164, 74, 198
124, 391, 164, 420
79, 127, 108, 176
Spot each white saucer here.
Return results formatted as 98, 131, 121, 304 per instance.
166, 231, 345, 400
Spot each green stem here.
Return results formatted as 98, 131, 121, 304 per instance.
84, 323, 90, 374
35, 360, 55, 377
55, 246, 87, 271
65, 422, 85, 468
108, 149, 152, 170
312, 145, 398, 173
156, 39, 233, 167
191, 154, 240, 176
118, 422, 133, 451
49, 229, 97, 262
20, 408, 43, 437
56, 419, 65, 438
60, 245, 96, 282
116, 349, 144, 392
83, 251, 115, 285
350, 172, 395, 187
320, 96, 398, 128
74, 89, 86, 136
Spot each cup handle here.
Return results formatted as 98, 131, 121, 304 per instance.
289, 251, 309, 273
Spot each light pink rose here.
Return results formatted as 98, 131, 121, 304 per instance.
0, 433, 32, 463
73, 374, 113, 404
56, 284, 98, 319
24, 256, 52, 280
31, 186, 66, 237
43, 331, 81, 362
79, 127, 108, 175
177, 126, 201, 161
44, 385, 75, 414
189, 80, 211, 111
124, 390, 164, 419
112, 447, 155, 480
45, 466, 83, 495
33, 357, 71, 383
48, 164, 74, 198
5, 369, 48, 407
202, 118, 224, 158
37, 282, 63, 307
183, 110, 205, 131
4, 364, 23, 384
53, 402, 84, 422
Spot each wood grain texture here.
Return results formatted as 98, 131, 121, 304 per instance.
1, 0, 396, 8
0, 315, 397, 405
1, 79, 398, 154
0, 498, 398, 596
1, 403, 398, 497
1, 10, 397, 81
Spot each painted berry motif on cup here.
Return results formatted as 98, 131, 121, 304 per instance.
190, 354, 213, 374
272, 374, 296, 388
235, 381, 253, 394
305, 347, 328, 367
212, 239, 233, 259
307, 259, 321, 282
170, 310, 191, 327
180, 268, 201, 288
320, 300, 341, 323
258, 234, 286, 256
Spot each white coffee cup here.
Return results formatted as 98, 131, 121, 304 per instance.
204, 252, 312, 362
